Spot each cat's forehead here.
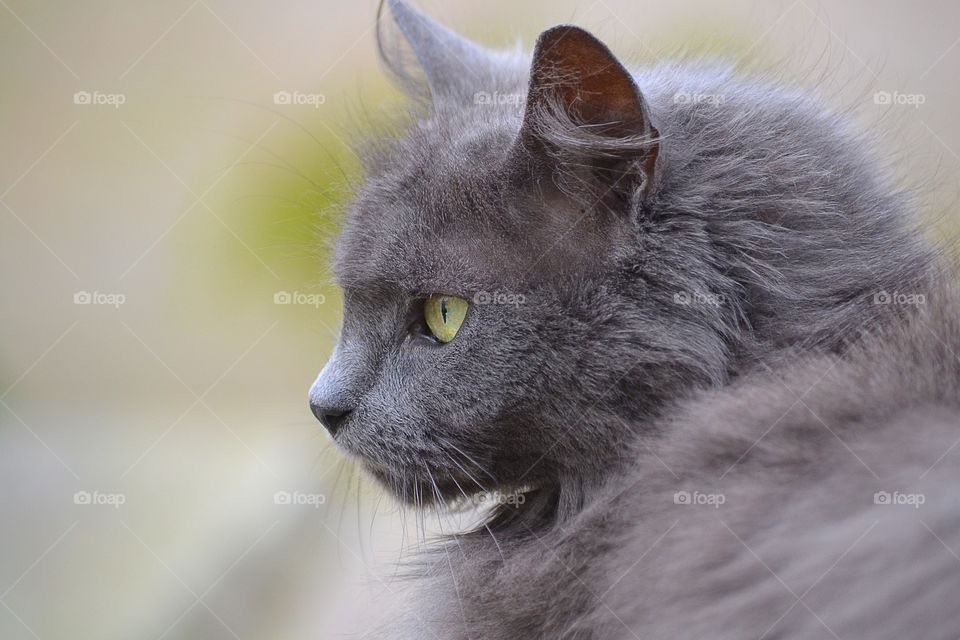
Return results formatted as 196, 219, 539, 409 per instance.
334, 115, 532, 295
334, 189, 527, 298
333, 103, 629, 297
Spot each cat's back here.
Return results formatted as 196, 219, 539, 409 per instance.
593, 283, 960, 638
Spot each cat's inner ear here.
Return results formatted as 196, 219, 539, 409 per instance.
514, 26, 660, 205
379, 0, 509, 103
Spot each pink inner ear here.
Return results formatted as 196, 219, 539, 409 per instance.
529, 26, 649, 133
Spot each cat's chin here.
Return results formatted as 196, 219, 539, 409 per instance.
358, 460, 529, 512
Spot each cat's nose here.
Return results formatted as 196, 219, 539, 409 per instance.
310, 401, 352, 436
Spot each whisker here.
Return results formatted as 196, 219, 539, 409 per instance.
355, 467, 365, 560
446, 468, 505, 563
441, 445, 490, 494
445, 440, 497, 484
369, 490, 384, 550
439, 524, 470, 635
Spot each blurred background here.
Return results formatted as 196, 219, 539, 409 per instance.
1, 1, 958, 638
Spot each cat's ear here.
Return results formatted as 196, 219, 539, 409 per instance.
378, 0, 510, 103
512, 26, 660, 208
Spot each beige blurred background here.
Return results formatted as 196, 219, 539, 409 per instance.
1, 1, 958, 638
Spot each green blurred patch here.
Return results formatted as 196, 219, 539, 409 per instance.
173, 81, 407, 335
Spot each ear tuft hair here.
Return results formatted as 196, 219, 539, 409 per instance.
376, 0, 520, 105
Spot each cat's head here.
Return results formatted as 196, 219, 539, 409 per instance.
309, 1, 735, 511
309, 1, 925, 513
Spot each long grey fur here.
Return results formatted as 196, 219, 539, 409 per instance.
310, 2, 960, 638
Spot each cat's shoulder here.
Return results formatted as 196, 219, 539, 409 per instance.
653, 280, 960, 473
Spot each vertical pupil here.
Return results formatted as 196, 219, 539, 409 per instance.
440, 298, 448, 324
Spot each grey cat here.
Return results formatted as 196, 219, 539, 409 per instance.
308, 1, 960, 637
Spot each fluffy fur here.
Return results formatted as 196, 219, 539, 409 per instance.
309, 2, 960, 637
409, 291, 960, 639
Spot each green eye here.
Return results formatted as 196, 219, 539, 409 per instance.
423, 294, 469, 343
